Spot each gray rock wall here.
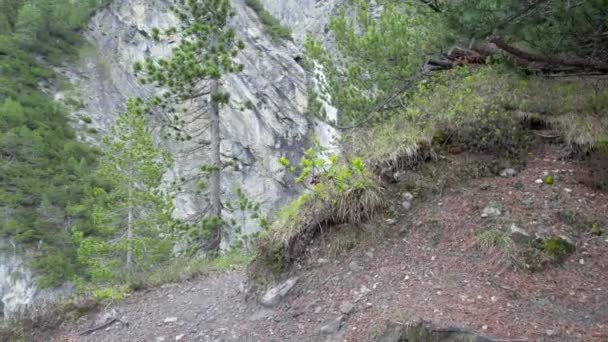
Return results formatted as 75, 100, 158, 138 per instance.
1, 0, 342, 318
74, 0, 340, 246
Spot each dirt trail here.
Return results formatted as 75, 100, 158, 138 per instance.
49, 146, 608, 342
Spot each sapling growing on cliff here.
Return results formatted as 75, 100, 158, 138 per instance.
74, 98, 174, 283
134, 0, 245, 253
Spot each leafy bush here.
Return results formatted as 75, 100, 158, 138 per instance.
244, 0, 292, 41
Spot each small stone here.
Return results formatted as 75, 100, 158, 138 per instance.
491, 296, 498, 303
95, 309, 117, 326
535, 179, 544, 184
260, 277, 298, 307
401, 201, 412, 210
163, 317, 178, 324
559, 234, 575, 247
317, 258, 329, 264
401, 192, 414, 201
521, 193, 535, 209
481, 205, 501, 218
546, 329, 555, 336
482, 325, 488, 330
156, 337, 167, 342
500, 168, 518, 177
175, 335, 185, 341
564, 188, 573, 193
339, 301, 355, 315
510, 224, 531, 244
579, 258, 585, 265
385, 218, 397, 225
365, 252, 374, 258
349, 261, 364, 272
319, 316, 343, 335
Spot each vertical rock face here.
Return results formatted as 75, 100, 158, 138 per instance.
257, 0, 343, 43
74, 0, 339, 246
0, 247, 35, 319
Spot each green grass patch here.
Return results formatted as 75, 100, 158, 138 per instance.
142, 250, 254, 287
476, 228, 515, 259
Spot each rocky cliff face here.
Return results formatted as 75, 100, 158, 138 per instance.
0, 246, 34, 319
73, 0, 341, 245
2, 0, 342, 316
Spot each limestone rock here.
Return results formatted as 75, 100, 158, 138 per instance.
339, 301, 354, 315
319, 316, 343, 335
500, 168, 518, 177
348, 261, 364, 273
481, 205, 501, 218
509, 224, 531, 244
401, 192, 414, 201
370, 320, 521, 342
260, 277, 298, 307
163, 317, 178, 324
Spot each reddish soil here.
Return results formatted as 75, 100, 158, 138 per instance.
48, 144, 608, 342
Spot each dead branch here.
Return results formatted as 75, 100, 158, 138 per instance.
490, 37, 608, 73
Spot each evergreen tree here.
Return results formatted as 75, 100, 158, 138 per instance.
305, 0, 445, 126
74, 98, 174, 282
134, 0, 244, 252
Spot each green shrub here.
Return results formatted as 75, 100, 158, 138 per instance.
252, 144, 385, 278
542, 236, 575, 261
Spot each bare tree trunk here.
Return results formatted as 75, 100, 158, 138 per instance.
126, 178, 133, 271
209, 79, 222, 251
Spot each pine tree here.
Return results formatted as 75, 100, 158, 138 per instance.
74, 98, 174, 282
305, 0, 445, 126
134, 0, 244, 253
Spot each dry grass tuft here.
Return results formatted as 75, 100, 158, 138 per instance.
250, 173, 386, 284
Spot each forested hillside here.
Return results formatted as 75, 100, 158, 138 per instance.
1, 0, 608, 340
0, 0, 108, 286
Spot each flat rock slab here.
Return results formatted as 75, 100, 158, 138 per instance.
260, 277, 298, 307
371, 320, 526, 342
